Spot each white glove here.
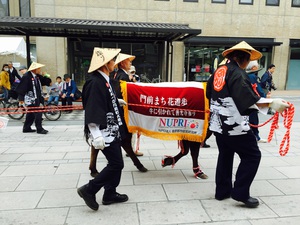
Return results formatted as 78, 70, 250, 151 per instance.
269, 98, 290, 113
92, 136, 106, 150
118, 99, 127, 106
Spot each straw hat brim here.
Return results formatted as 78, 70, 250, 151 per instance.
28, 62, 45, 71
88, 48, 121, 73
222, 41, 262, 61
115, 53, 136, 65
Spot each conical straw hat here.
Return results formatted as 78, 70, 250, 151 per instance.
88, 48, 121, 73
28, 62, 45, 71
222, 41, 262, 61
115, 53, 136, 65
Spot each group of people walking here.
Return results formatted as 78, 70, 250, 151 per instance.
76, 42, 290, 212
1, 42, 290, 212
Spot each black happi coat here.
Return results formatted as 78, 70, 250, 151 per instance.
16, 71, 51, 104
115, 69, 132, 82
82, 71, 126, 140
206, 60, 260, 136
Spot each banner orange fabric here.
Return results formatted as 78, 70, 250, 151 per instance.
120, 81, 210, 142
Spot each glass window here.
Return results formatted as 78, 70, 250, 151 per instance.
266, 0, 279, 6
185, 47, 225, 82
212, 0, 226, 3
292, 0, 300, 7
239, 0, 253, 4
19, 0, 30, 17
183, 0, 198, 2
0, 0, 9, 16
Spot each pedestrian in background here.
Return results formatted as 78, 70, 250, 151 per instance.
246, 60, 268, 143
261, 64, 276, 95
61, 74, 76, 113
0, 64, 11, 103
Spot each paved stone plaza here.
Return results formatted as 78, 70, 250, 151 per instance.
0, 91, 299, 225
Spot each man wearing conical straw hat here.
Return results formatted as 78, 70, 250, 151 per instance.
114, 53, 136, 82
77, 48, 128, 211
15, 62, 51, 134
113, 53, 147, 161
206, 41, 290, 208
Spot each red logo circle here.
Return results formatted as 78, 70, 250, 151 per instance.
213, 66, 227, 92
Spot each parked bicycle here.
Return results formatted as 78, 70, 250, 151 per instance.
5, 100, 61, 121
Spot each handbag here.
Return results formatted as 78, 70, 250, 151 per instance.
74, 88, 82, 100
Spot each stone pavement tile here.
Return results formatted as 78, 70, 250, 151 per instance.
259, 155, 290, 167
64, 151, 90, 160
0, 153, 21, 162
1, 164, 57, 176
275, 165, 300, 178
0, 191, 44, 210
117, 184, 167, 203
72, 140, 87, 146
187, 221, 251, 225
138, 200, 210, 225
254, 167, 288, 180
202, 198, 277, 221
47, 145, 87, 153
250, 180, 284, 196
0, 208, 68, 225
268, 178, 300, 195
163, 182, 215, 200
280, 155, 300, 165
34, 140, 74, 147
0, 141, 37, 147
0, 176, 23, 191
66, 204, 139, 225
133, 170, 187, 185
4, 146, 49, 154
17, 152, 66, 161
16, 174, 79, 191
0, 147, 8, 154
197, 158, 218, 169
261, 195, 300, 217
250, 216, 300, 225
119, 171, 134, 186
147, 147, 180, 157
38, 188, 84, 208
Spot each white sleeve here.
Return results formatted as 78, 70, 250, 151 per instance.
88, 123, 102, 140
255, 97, 273, 115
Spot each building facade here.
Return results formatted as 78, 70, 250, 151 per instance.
1, 0, 300, 89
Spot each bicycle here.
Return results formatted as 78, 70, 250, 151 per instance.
6, 101, 61, 121
0, 97, 6, 113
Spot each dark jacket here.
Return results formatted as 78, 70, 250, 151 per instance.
115, 69, 132, 82
8, 67, 21, 86
62, 80, 77, 97
15, 71, 51, 103
82, 71, 126, 139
